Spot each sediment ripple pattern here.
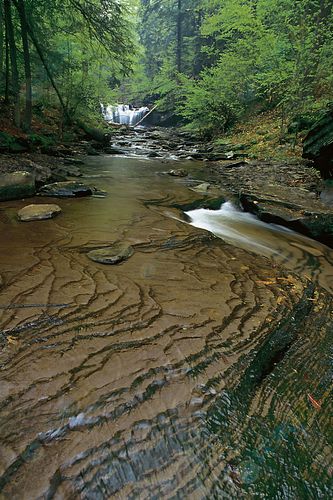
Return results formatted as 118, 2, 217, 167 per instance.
0, 160, 332, 498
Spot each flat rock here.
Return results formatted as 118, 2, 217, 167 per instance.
18, 204, 62, 221
0, 171, 35, 201
240, 192, 333, 246
190, 182, 211, 193
168, 169, 188, 177
87, 244, 134, 265
39, 181, 93, 198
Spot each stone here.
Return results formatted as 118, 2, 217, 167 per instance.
87, 244, 134, 265
18, 204, 62, 222
39, 181, 93, 198
190, 182, 211, 193
222, 160, 249, 169
167, 169, 188, 177
0, 171, 35, 201
148, 151, 162, 158
63, 157, 84, 166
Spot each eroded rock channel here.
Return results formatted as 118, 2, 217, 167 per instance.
0, 135, 332, 498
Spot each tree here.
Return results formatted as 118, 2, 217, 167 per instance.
0, 0, 137, 129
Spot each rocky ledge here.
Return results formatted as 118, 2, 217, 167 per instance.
209, 160, 333, 247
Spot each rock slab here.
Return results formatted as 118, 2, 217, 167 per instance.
87, 244, 134, 265
39, 181, 93, 198
0, 171, 35, 201
18, 204, 62, 222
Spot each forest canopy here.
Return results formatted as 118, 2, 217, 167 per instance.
0, 0, 332, 137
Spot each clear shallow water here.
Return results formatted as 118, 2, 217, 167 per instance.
0, 153, 332, 498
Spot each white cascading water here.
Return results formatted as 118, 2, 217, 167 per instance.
186, 201, 328, 262
101, 104, 149, 126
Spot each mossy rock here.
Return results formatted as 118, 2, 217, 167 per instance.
0, 171, 35, 201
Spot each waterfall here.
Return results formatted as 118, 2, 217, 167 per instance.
101, 104, 149, 126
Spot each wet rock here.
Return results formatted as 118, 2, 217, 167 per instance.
63, 157, 84, 166
320, 181, 333, 207
18, 204, 61, 221
240, 193, 333, 246
191, 182, 211, 193
148, 151, 162, 158
86, 146, 99, 156
87, 244, 134, 265
104, 146, 126, 155
168, 169, 188, 177
39, 181, 93, 198
0, 171, 35, 201
222, 160, 249, 169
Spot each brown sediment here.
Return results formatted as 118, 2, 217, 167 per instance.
0, 154, 332, 498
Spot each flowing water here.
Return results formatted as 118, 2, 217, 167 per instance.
101, 105, 149, 126
0, 148, 332, 498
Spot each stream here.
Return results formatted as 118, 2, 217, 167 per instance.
0, 136, 332, 498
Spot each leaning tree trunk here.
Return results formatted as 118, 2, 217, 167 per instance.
13, 0, 32, 130
4, 0, 20, 127
0, 3, 4, 81
16, 8, 70, 122
4, 26, 9, 103
176, 0, 182, 72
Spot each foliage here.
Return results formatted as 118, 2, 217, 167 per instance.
0, 0, 137, 129
124, 0, 333, 137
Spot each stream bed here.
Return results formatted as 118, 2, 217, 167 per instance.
0, 149, 332, 498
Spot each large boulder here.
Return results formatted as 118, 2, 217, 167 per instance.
39, 181, 93, 198
0, 171, 35, 201
303, 109, 333, 178
18, 204, 61, 222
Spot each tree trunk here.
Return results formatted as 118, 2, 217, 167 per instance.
4, 0, 20, 127
4, 16, 9, 103
14, 0, 32, 130
14, 5, 70, 122
176, 0, 182, 72
0, 3, 4, 80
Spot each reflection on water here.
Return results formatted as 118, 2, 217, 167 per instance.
0, 155, 332, 498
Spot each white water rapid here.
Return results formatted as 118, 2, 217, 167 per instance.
186, 201, 331, 269
101, 104, 149, 126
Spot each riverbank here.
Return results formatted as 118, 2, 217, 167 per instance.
1, 122, 332, 245
1, 145, 332, 499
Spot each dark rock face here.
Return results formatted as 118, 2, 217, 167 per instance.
0, 171, 35, 201
39, 181, 93, 198
240, 193, 333, 247
87, 244, 134, 265
303, 109, 333, 178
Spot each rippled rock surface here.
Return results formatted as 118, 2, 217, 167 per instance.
0, 153, 332, 498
